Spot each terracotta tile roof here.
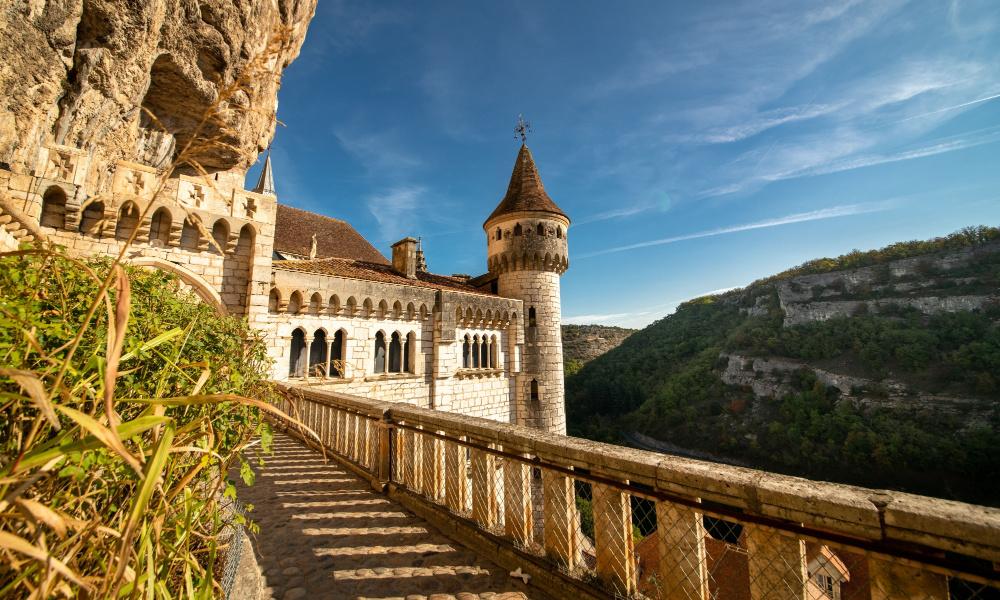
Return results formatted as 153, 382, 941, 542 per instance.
485, 144, 568, 226
274, 256, 499, 296
274, 204, 388, 264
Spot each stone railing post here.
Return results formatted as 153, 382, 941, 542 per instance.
335, 409, 346, 455
542, 468, 579, 570
377, 414, 392, 484
502, 444, 533, 546
656, 501, 709, 600
421, 429, 444, 501
444, 437, 469, 514
745, 524, 807, 600
868, 556, 949, 600
592, 482, 636, 595
470, 437, 499, 530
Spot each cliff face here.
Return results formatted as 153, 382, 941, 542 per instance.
0, 0, 316, 187
562, 324, 635, 367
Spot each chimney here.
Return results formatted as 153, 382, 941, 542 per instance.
391, 237, 419, 279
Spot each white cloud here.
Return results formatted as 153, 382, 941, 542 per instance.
366, 185, 426, 242
334, 128, 422, 175
580, 201, 894, 259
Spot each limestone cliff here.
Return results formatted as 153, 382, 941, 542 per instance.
0, 0, 316, 189
561, 324, 635, 368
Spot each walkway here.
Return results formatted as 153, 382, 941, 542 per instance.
237, 432, 537, 600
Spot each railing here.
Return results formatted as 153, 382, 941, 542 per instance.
272, 385, 1000, 600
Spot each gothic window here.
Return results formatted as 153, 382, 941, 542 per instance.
389, 332, 402, 373
309, 292, 322, 314
211, 219, 229, 254
346, 296, 357, 316
374, 331, 386, 373
329, 295, 341, 315
536, 223, 545, 236
530, 379, 539, 402
513, 223, 522, 236
310, 330, 327, 377
528, 307, 537, 328
268, 288, 281, 313
289, 328, 306, 378
180, 217, 200, 250
115, 202, 139, 240
463, 334, 471, 368
480, 336, 489, 368
149, 207, 171, 246
472, 335, 480, 368
287, 291, 303, 314
331, 330, 346, 377
79, 200, 105, 237
40, 186, 67, 229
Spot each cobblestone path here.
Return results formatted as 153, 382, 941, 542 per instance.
237, 432, 536, 600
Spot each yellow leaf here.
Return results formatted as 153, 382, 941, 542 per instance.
0, 531, 92, 591
0, 368, 60, 429
15, 498, 68, 537
55, 404, 141, 474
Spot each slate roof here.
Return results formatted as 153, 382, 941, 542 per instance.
485, 144, 568, 226
274, 256, 498, 296
273, 204, 388, 264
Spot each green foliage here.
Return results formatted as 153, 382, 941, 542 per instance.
0, 250, 274, 597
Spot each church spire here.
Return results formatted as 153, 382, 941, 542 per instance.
253, 148, 276, 196
484, 142, 568, 226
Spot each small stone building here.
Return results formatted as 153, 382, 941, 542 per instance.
0, 141, 571, 433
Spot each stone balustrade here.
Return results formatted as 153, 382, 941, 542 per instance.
272, 384, 1000, 600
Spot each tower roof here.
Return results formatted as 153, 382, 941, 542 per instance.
253, 151, 276, 196
484, 144, 568, 226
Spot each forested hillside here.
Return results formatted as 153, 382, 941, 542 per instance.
562, 324, 635, 376
566, 226, 1000, 505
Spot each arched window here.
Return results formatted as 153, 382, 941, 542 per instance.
536, 223, 545, 236
329, 295, 341, 315
473, 336, 482, 368
310, 330, 327, 377
530, 379, 539, 402
557, 226, 563, 239
78, 200, 105, 236
149, 207, 171, 246
528, 307, 537, 328
331, 330, 346, 377
374, 332, 387, 373
462, 335, 471, 369
288, 291, 303, 314
495, 227, 501, 240
40, 187, 67, 229
268, 288, 281, 313
490, 335, 499, 368
116, 202, 139, 240
513, 223, 522, 236
289, 328, 306, 378
180, 217, 200, 250
309, 292, 322, 314
211, 220, 229, 254
389, 332, 402, 373
406, 332, 417, 373
346, 296, 357, 316
480, 336, 489, 368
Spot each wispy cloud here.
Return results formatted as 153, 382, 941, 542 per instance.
366, 186, 426, 242
580, 201, 894, 259
334, 128, 422, 175
564, 286, 742, 327
893, 91, 1000, 123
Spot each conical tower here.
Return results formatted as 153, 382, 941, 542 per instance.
485, 144, 569, 434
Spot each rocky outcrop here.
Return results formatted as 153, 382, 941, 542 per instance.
719, 353, 993, 428
0, 0, 316, 187
562, 324, 635, 366
782, 295, 997, 326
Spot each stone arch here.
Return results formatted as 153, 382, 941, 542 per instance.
148, 206, 172, 246
330, 328, 347, 377
115, 202, 140, 240
268, 287, 281, 313
288, 290, 303, 314
544, 252, 552, 269
40, 186, 68, 229
210, 219, 230, 254
180, 216, 201, 250
289, 328, 306, 378
475, 308, 483, 324
329, 294, 341, 315
309, 292, 322, 314
465, 307, 473, 322
406, 302, 416, 320
374, 330, 387, 373
536, 223, 545, 236
127, 256, 226, 315
392, 300, 403, 319
479, 334, 488, 368
405, 331, 417, 373
490, 334, 499, 368
223, 223, 255, 316
363, 297, 374, 317
557, 226, 563, 239
346, 296, 358, 316
419, 303, 429, 320
472, 335, 481, 368
462, 334, 472, 369
455, 306, 464, 323
528, 306, 537, 328
513, 222, 522, 236
309, 329, 327, 376
530, 378, 539, 402
78, 199, 106, 237
378, 299, 389, 319
388, 331, 403, 373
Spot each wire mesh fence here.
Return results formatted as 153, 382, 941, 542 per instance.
274, 388, 1000, 600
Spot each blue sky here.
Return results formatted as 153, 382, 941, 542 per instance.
248, 0, 1000, 328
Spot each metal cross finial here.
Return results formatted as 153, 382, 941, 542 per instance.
514, 114, 532, 144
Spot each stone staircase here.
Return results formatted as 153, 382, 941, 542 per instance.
0, 196, 44, 251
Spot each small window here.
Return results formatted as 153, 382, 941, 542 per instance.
40, 187, 68, 229
513, 223, 522, 236
528, 307, 537, 328
536, 223, 544, 235
815, 574, 834, 599
389, 332, 402, 373
557, 227, 563, 239
374, 332, 387, 373
495, 227, 501, 240
530, 379, 539, 402
463, 335, 471, 368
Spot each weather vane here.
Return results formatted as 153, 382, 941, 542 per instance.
514, 114, 532, 143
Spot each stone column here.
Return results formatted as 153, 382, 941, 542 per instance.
656, 501, 709, 600
592, 483, 636, 595
745, 524, 807, 600
503, 446, 533, 546
303, 336, 313, 380
325, 340, 333, 378
470, 438, 499, 530
542, 469, 579, 570
868, 557, 949, 600
444, 438, 469, 513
